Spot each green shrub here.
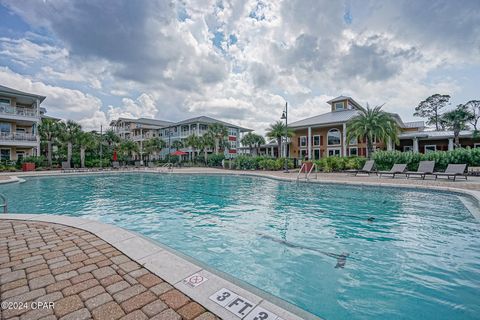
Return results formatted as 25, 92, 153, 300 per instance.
373, 148, 480, 171
19, 156, 46, 168
313, 156, 365, 172
207, 154, 225, 167
232, 156, 292, 170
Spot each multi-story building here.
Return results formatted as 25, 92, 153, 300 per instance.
0, 85, 46, 162
288, 95, 478, 159
110, 115, 251, 160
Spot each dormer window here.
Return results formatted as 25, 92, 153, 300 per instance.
334, 102, 344, 111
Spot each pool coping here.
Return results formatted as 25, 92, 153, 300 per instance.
4, 168, 480, 218
0, 213, 321, 320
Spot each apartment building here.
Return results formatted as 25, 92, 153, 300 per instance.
0, 85, 46, 162
110, 115, 251, 160
288, 96, 478, 159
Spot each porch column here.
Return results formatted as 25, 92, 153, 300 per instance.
448, 138, 454, 151
307, 127, 312, 160
197, 123, 200, 135
271, 146, 274, 157
387, 138, 393, 151
342, 123, 347, 156
413, 138, 419, 152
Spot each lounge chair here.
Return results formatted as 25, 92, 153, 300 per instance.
112, 161, 120, 170
378, 164, 407, 178
406, 161, 435, 180
434, 164, 467, 181
347, 160, 377, 176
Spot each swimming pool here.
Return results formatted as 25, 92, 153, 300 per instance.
2, 173, 479, 320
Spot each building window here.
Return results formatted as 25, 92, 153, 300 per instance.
0, 123, 11, 134
313, 135, 320, 146
17, 151, 25, 160
403, 146, 413, 152
349, 147, 358, 156
229, 128, 238, 136
334, 102, 344, 111
328, 148, 341, 157
0, 149, 10, 161
349, 137, 357, 145
327, 129, 341, 145
474, 143, 480, 148
424, 145, 437, 153
300, 136, 307, 147
313, 149, 320, 159
299, 149, 307, 159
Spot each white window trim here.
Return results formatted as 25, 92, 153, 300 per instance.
474, 143, 480, 148
327, 147, 341, 157
0, 97, 11, 105
300, 135, 307, 147
327, 129, 341, 146
313, 148, 321, 159
313, 135, 321, 146
424, 145, 437, 153
349, 147, 358, 156
334, 102, 344, 111
349, 137, 358, 145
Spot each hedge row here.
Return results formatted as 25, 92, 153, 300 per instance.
231, 155, 294, 170
372, 148, 480, 171
312, 156, 366, 172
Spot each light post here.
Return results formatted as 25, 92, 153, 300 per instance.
280, 101, 289, 173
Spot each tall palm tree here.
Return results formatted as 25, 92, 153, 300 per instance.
346, 104, 400, 158
38, 118, 60, 167
185, 134, 202, 160
207, 123, 228, 154
199, 132, 215, 164
104, 129, 120, 147
119, 140, 139, 161
58, 120, 82, 165
171, 140, 184, 151
266, 121, 293, 158
441, 104, 474, 148
241, 132, 266, 155
144, 137, 166, 160
77, 132, 97, 168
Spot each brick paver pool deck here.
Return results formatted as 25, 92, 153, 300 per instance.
0, 219, 218, 320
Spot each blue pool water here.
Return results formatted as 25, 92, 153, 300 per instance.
2, 173, 479, 320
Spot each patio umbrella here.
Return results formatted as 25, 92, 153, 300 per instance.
170, 150, 188, 156
113, 150, 118, 161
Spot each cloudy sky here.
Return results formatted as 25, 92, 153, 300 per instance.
0, 0, 479, 133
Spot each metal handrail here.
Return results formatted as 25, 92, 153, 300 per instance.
296, 163, 306, 180
306, 163, 318, 181
0, 193, 7, 213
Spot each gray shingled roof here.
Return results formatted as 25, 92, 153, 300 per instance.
0, 84, 46, 102
399, 130, 474, 139
113, 117, 174, 127
403, 121, 425, 128
170, 116, 252, 132
289, 110, 360, 128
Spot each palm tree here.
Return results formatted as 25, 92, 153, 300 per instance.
346, 104, 400, 158
104, 129, 120, 147
441, 104, 475, 148
266, 121, 293, 158
58, 120, 82, 165
171, 140, 184, 151
241, 132, 266, 155
38, 118, 60, 167
199, 133, 215, 164
144, 137, 166, 160
207, 123, 228, 154
77, 132, 97, 168
119, 140, 139, 161
185, 134, 202, 161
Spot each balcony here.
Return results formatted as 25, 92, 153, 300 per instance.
0, 133, 38, 147
0, 104, 38, 121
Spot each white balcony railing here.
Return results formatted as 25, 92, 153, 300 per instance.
0, 105, 37, 118
0, 133, 37, 142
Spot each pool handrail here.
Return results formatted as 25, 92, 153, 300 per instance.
0, 193, 7, 213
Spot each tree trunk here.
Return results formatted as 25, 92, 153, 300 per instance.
47, 141, 53, 167
80, 147, 85, 168
454, 128, 461, 148
277, 138, 282, 158
366, 137, 374, 159
67, 142, 72, 165
215, 139, 219, 154
204, 148, 208, 164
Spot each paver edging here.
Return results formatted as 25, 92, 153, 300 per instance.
0, 214, 319, 320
